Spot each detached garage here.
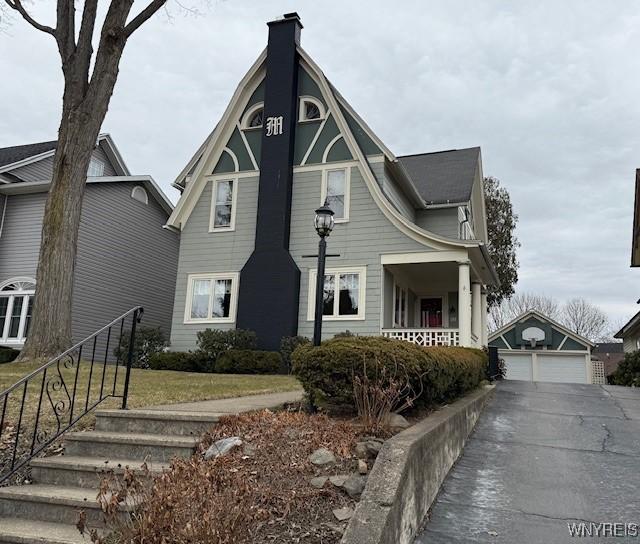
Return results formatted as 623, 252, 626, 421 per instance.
489, 310, 595, 384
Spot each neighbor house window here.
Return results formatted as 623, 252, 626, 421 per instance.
308, 267, 366, 321
210, 179, 236, 231
184, 273, 239, 324
87, 158, 105, 177
241, 103, 264, 129
0, 278, 35, 345
299, 97, 325, 122
321, 168, 350, 222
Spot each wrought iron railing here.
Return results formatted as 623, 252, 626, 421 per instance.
0, 306, 143, 484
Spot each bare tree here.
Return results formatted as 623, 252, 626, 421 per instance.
3, 0, 167, 360
488, 292, 560, 332
562, 298, 608, 342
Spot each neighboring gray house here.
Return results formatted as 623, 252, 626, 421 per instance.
615, 309, 640, 354
0, 134, 179, 348
165, 13, 499, 352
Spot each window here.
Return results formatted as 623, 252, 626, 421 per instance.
299, 97, 325, 122
0, 278, 35, 345
308, 267, 366, 321
87, 158, 105, 177
184, 273, 239, 324
131, 186, 148, 205
321, 168, 350, 222
210, 179, 236, 231
394, 284, 408, 328
241, 103, 264, 130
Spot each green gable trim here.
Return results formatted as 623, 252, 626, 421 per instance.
502, 328, 517, 349
244, 130, 261, 165
550, 329, 567, 350
213, 150, 236, 174
489, 336, 508, 349
243, 79, 265, 115
339, 103, 382, 157
298, 68, 326, 109
561, 337, 589, 351
325, 137, 352, 163
304, 114, 341, 165
227, 128, 255, 171
515, 318, 552, 347
294, 121, 322, 165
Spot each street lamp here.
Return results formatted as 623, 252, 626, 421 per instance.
313, 201, 335, 346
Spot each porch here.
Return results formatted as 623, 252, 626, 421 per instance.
379, 251, 490, 348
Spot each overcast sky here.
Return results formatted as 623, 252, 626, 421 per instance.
0, 1, 638, 329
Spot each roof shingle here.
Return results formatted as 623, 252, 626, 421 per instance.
0, 140, 57, 168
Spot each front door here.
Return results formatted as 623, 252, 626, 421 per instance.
420, 298, 443, 328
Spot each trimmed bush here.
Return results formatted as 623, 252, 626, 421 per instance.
280, 336, 311, 373
196, 329, 257, 367
609, 351, 640, 387
0, 347, 20, 364
114, 326, 169, 369
148, 351, 200, 372
215, 349, 282, 375
292, 336, 487, 413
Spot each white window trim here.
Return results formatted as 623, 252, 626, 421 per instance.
320, 167, 350, 223
131, 186, 149, 205
299, 95, 326, 123
307, 266, 366, 321
209, 178, 238, 232
240, 102, 264, 130
88, 157, 105, 177
183, 272, 239, 325
0, 277, 35, 346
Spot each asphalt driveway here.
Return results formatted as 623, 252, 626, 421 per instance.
416, 381, 640, 543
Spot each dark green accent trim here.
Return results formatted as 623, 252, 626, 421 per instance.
502, 328, 517, 349
561, 337, 589, 351
339, 103, 382, 156
213, 150, 236, 174
489, 336, 508, 349
326, 137, 352, 162
305, 114, 341, 165
244, 130, 262, 165
243, 79, 265, 115
551, 329, 567, 350
298, 67, 326, 108
227, 128, 254, 172
514, 318, 552, 346
294, 121, 322, 165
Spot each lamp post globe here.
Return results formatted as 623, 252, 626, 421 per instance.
314, 202, 335, 238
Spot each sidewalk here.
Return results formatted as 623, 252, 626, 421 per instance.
147, 390, 304, 415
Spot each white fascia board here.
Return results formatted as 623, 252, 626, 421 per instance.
97, 133, 131, 176
0, 149, 56, 174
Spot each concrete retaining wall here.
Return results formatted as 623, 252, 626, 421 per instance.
341, 385, 495, 544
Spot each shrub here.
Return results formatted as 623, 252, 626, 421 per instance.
196, 329, 257, 367
0, 347, 20, 364
280, 336, 311, 373
609, 351, 640, 387
333, 330, 355, 338
215, 349, 282, 374
114, 327, 169, 369
292, 336, 487, 413
148, 351, 199, 372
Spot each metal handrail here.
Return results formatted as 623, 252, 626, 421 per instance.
0, 306, 143, 484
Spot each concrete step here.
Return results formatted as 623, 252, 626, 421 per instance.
64, 431, 198, 462
0, 517, 88, 544
95, 408, 220, 437
0, 484, 132, 527
30, 455, 168, 489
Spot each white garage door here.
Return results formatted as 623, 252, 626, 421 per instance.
503, 353, 533, 381
537, 354, 587, 384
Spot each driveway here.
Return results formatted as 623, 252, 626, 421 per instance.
416, 381, 640, 543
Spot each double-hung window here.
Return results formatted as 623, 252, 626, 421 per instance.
87, 158, 105, 177
321, 168, 350, 222
308, 267, 366, 321
210, 179, 236, 231
184, 273, 239, 324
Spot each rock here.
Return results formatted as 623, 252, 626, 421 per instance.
204, 437, 242, 460
329, 474, 349, 487
365, 440, 382, 456
387, 413, 410, 429
310, 476, 328, 489
333, 506, 354, 521
309, 448, 336, 466
343, 473, 367, 499
354, 442, 369, 459
358, 459, 368, 475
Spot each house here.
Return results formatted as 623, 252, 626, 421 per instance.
592, 342, 625, 377
165, 13, 499, 352
0, 134, 179, 348
488, 310, 596, 384
614, 309, 640, 353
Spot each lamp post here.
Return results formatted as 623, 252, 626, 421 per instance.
313, 201, 335, 346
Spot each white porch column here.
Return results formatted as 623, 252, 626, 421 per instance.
458, 261, 472, 347
471, 282, 482, 346
480, 289, 488, 346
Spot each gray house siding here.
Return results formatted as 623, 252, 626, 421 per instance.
169, 176, 259, 351
72, 182, 179, 343
415, 207, 460, 239
0, 192, 46, 284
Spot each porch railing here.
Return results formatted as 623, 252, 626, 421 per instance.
381, 328, 460, 347
0, 306, 143, 485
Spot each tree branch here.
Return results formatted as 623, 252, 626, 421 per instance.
123, 0, 166, 38
55, 0, 76, 60
4, 0, 55, 35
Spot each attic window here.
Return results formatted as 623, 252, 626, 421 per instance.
87, 158, 104, 177
131, 186, 148, 205
299, 97, 325, 122
242, 103, 264, 130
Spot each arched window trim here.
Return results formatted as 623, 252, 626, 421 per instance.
241, 102, 265, 130
299, 96, 326, 122
131, 185, 149, 205
0, 277, 36, 345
